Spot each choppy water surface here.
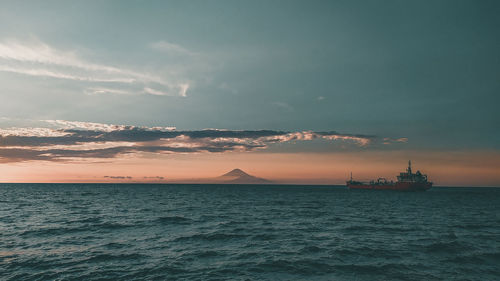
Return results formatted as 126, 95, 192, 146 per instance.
1, 184, 499, 280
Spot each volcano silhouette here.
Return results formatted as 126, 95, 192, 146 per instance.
214, 169, 272, 184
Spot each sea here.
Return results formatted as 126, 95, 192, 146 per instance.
1, 184, 499, 281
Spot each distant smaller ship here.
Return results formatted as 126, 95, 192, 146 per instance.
347, 161, 432, 191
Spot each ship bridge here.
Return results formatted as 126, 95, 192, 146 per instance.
397, 161, 428, 183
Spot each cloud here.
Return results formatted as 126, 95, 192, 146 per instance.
382, 137, 408, 145
143, 83, 189, 97
84, 87, 130, 96
271, 102, 294, 111
144, 176, 165, 180
178, 83, 189, 97
0, 39, 189, 97
143, 87, 170, 96
0, 65, 135, 83
0, 119, 405, 163
104, 176, 132, 179
150, 41, 197, 56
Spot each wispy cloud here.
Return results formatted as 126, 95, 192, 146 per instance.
104, 175, 132, 179
0, 39, 189, 97
150, 41, 197, 56
0, 119, 405, 163
144, 176, 164, 180
42, 119, 141, 132
84, 87, 130, 96
271, 102, 294, 111
382, 137, 408, 145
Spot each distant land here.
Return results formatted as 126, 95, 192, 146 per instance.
214, 169, 273, 184
174, 168, 273, 185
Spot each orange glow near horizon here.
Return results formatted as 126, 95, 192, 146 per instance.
0, 150, 499, 187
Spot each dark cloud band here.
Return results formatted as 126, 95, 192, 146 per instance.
0, 124, 402, 163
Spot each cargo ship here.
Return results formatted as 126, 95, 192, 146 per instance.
347, 161, 432, 191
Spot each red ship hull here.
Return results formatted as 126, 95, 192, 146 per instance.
347, 182, 432, 191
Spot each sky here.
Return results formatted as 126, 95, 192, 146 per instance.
0, 0, 499, 186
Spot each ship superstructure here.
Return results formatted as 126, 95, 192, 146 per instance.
347, 161, 432, 191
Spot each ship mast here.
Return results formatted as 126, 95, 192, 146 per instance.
407, 160, 412, 174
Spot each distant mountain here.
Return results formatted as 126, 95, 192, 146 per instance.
214, 168, 272, 184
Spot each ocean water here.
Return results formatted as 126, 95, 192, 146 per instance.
1, 184, 499, 281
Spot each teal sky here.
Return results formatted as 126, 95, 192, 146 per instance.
0, 0, 499, 152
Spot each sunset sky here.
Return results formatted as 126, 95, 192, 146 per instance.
0, 1, 499, 186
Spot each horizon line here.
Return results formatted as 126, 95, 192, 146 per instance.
0, 182, 498, 188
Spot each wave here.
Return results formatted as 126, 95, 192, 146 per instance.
334, 246, 402, 259
299, 245, 324, 254
193, 250, 220, 258
424, 240, 473, 254
102, 242, 128, 249
342, 224, 419, 233
155, 215, 192, 225
174, 232, 247, 242
444, 251, 500, 264
249, 259, 333, 274
84, 252, 146, 263
250, 233, 277, 241
62, 217, 102, 225
19, 221, 139, 236
19, 226, 91, 237
96, 222, 137, 230
329, 262, 442, 280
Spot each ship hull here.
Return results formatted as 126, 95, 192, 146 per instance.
347, 182, 432, 191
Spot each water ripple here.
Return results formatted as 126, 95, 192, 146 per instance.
0, 184, 499, 280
